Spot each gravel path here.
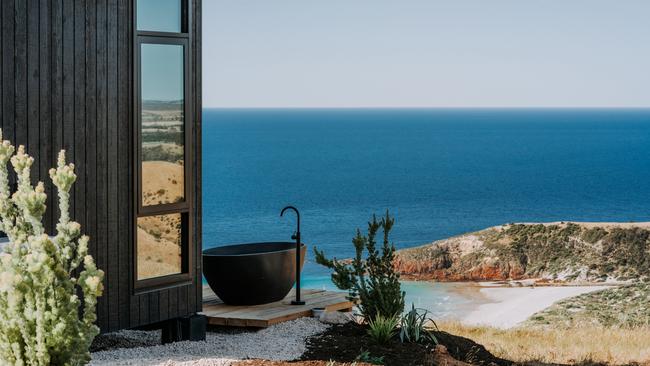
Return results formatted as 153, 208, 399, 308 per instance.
90, 318, 329, 366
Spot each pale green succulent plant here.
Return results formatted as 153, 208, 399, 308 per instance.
0, 130, 104, 366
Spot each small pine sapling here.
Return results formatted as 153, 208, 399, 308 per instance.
315, 211, 405, 322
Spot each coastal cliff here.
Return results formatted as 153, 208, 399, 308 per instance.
395, 222, 650, 282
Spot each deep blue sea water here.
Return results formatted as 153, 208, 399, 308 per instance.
201, 108, 650, 314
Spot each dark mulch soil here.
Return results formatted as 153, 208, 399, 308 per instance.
301, 322, 513, 366
433, 331, 512, 365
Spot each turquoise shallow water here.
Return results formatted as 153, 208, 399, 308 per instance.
201, 108, 650, 315
303, 276, 485, 319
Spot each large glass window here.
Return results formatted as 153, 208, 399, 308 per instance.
137, 0, 182, 33
135, 1, 192, 288
141, 43, 185, 207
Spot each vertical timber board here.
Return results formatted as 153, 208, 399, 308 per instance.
2, 0, 15, 143
51, 0, 63, 164
159, 289, 169, 321
149, 291, 160, 324
106, 0, 122, 332
117, 0, 132, 331
27, 0, 39, 166
95, 0, 109, 332
85, 0, 100, 330
116, 0, 141, 327
74, 0, 87, 264
139, 293, 150, 326
168, 285, 178, 324
61, 0, 74, 206
178, 284, 188, 319
14, 0, 27, 146
39, 0, 53, 231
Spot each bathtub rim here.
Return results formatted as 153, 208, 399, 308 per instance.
202, 242, 306, 257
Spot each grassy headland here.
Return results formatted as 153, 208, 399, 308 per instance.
395, 222, 650, 282
525, 282, 650, 328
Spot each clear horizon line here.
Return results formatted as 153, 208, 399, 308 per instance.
202, 106, 650, 110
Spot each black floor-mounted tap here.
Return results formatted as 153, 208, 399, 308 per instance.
280, 205, 305, 305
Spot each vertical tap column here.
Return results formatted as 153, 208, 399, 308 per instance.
281, 206, 305, 305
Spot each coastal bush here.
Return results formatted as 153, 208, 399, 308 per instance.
367, 314, 399, 344
141, 130, 183, 145
0, 132, 104, 366
399, 304, 438, 344
582, 227, 608, 243
525, 283, 650, 328
314, 211, 405, 322
355, 350, 385, 365
142, 144, 184, 163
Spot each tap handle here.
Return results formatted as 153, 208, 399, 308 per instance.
291, 232, 298, 240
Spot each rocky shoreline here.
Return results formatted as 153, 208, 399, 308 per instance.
394, 221, 650, 283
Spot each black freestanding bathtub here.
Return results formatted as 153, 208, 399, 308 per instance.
203, 242, 306, 305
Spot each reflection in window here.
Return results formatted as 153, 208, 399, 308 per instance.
137, 0, 182, 33
137, 213, 183, 280
141, 43, 185, 207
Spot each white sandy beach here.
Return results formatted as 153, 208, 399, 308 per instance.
461, 285, 611, 328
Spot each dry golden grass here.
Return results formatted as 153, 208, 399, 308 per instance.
142, 161, 184, 206
136, 224, 182, 280
137, 161, 184, 280
438, 321, 650, 365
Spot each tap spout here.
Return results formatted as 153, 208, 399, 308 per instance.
280, 206, 300, 235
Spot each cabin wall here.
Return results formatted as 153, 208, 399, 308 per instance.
0, 0, 202, 332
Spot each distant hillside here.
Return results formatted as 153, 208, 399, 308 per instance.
142, 100, 183, 111
395, 222, 650, 282
525, 282, 650, 328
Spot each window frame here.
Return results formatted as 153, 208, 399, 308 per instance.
136, 37, 191, 215
136, 0, 189, 35
133, 0, 194, 293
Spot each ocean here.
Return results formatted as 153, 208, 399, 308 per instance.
201, 108, 650, 316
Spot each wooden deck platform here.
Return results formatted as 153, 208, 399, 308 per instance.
201, 286, 355, 328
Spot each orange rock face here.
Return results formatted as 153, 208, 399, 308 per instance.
394, 256, 527, 281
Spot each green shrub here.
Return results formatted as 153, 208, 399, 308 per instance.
399, 303, 438, 344
367, 314, 399, 344
315, 211, 405, 322
142, 144, 183, 163
355, 350, 385, 365
582, 227, 608, 243
0, 133, 104, 366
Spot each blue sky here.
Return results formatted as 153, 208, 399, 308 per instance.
202, 1, 650, 108
142, 44, 184, 101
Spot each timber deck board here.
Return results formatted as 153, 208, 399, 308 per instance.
201, 286, 355, 327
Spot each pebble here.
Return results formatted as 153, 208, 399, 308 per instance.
90, 317, 329, 366
319, 311, 354, 325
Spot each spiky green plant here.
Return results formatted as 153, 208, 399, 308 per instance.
367, 314, 399, 344
315, 211, 405, 322
0, 131, 104, 366
399, 303, 438, 344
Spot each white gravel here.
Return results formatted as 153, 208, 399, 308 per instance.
90, 317, 329, 366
